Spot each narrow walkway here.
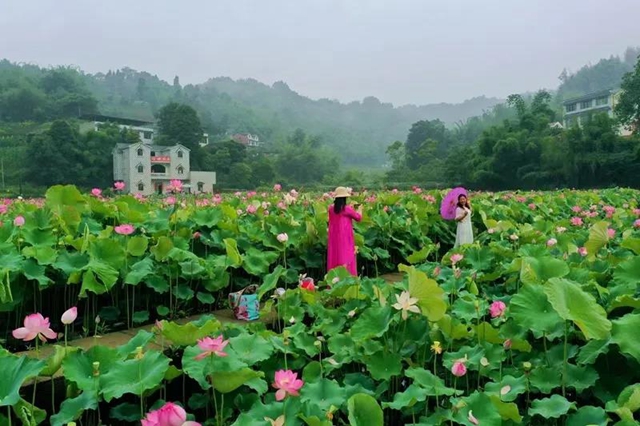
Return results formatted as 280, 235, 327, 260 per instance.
16, 273, 404, 386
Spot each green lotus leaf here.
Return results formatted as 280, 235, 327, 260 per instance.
484, 375, 527, 402
363, 351, 402, 381
577, 339, 611, 365
520, 256, 569, 285
510, 284, 564, 339
300, 378, 345, 411
347, 393, 383, 426
242, 248, 279, 276
212, 368, 263, 394
0, 355, 45, 407
62, 346, 120, 392
405, 367, 458, 396
224, 238, 242, 268
21, 259, 52, 287
229, 333, 274, 365
544, 278, 611, 340
612, 313, 640, 363
566, 405, 609, 426
529, 395, 576, 419
41, 345, 79, 377
127, 235, 148, 256
12, 398, 47, 426
22, 245, 58, 265
150, 236, 174, 261
350, 306, 391, 341
453, 392, 502, 426
584, 221, 610, 260
398, 264, 447, 322
125, 256, 155, 285
489, 395, 523, 423
100, 350, 170, 402
620, 237, 640, 255
161, 317, 222, 347
50, 391, 98, 426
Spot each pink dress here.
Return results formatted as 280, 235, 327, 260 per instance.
327, 205, 362, 276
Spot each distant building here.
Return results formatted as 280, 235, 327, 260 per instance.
87, 114, 210, 147
562, 89, 633, 136
232, 133, 261, 147
112, 143, 216, 195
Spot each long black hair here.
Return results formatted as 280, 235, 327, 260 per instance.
334, 197, 347, 214
457, 194, 470, 209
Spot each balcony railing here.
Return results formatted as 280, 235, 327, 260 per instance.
151, 156, 171, 163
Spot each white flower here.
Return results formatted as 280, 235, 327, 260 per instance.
392, 291, 421, 320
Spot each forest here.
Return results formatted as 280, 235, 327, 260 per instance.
0, 47, 639, 194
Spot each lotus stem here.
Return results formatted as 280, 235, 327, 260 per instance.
562, 321, 568, 397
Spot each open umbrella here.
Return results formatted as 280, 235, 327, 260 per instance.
440, 187, 468, 220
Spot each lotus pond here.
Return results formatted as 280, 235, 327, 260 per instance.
0, 185, 639, 425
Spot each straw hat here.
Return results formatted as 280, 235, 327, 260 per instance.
333, 187, 351, 198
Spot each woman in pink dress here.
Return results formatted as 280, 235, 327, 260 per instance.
327, 187, 362, 276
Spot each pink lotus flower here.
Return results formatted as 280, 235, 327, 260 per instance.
528, 203, 536, 210
12, 313, 57, 342
246, 205, 257, 214
277, 233, 288, 243
633, 208, 640, 216
193, 232, 201, 239
13, 215, 25, 227
503, 339, 512, 350
547, 238, 557, 247
450, 254, 464, 265
468, 410, 479, 425
165, 196, 176, 206
141, 401, 201, 426
556, 226, 566, 233
578, 247, 588, 257
487, 228, 495, 234
272, 370, 304, 401
425, 195, 436, 204
194, 336, 229, 360
607, 228, 616, 239
0, 204, 7, 214
432, 266, 441, 277
571, 206, 582, 213
451, 359, 467, 377
114, 181, 125, 191
61, 307, 78, 325
634, 219, 640, 229
489, 301, 506, 318
91, 188, 102, 197
570, 217, 583, 226
273, 184, 282, 192
167, 179, 183, 193
114, 224, 135, 235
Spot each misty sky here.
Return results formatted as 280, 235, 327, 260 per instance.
1, 0, 638, 105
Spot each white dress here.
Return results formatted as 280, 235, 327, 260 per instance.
455, 207, 473, 247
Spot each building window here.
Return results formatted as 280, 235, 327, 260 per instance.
137, 165, 144, 173
580, 100, 592, 109
138, 183, 144, 191
197, 182, 204, 192
150, 151, 156, 156
595, 96, 609, 106
177, 150, 183, 158
137, 148, 143, 156
565, 103, 576, 113
177, 166, 184, 175
143, 131, 153, 140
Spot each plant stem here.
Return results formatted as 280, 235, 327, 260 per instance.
562, 321, 568, 397
51, 378, 56, 415
433, 355, 439, 407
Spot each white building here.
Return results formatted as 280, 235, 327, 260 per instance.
562, 89, 633, 136
112, 143, 216, 195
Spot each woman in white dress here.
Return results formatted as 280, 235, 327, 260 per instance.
454, 194, 473, 247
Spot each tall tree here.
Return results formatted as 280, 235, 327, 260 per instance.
615, 56, 640, 132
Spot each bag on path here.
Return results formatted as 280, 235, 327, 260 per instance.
228, 285, 260, 321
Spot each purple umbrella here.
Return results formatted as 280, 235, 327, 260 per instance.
440, 187, 468, 220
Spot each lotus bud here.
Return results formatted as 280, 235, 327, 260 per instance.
523, 361, 532, 371
135, 346, 144, 360
92, 362, 100, 377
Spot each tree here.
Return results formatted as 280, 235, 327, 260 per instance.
405, 119, 451, 169
156, 103, 205, 167
615, 56, 640, 132
25, 121, 84, 186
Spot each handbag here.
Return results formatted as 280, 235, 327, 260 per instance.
228, 285, 260, 321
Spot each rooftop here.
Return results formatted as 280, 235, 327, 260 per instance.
80, 113, 154, 127
562, 88, 618, 106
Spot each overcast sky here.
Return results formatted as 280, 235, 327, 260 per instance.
1, 0, 638, 105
